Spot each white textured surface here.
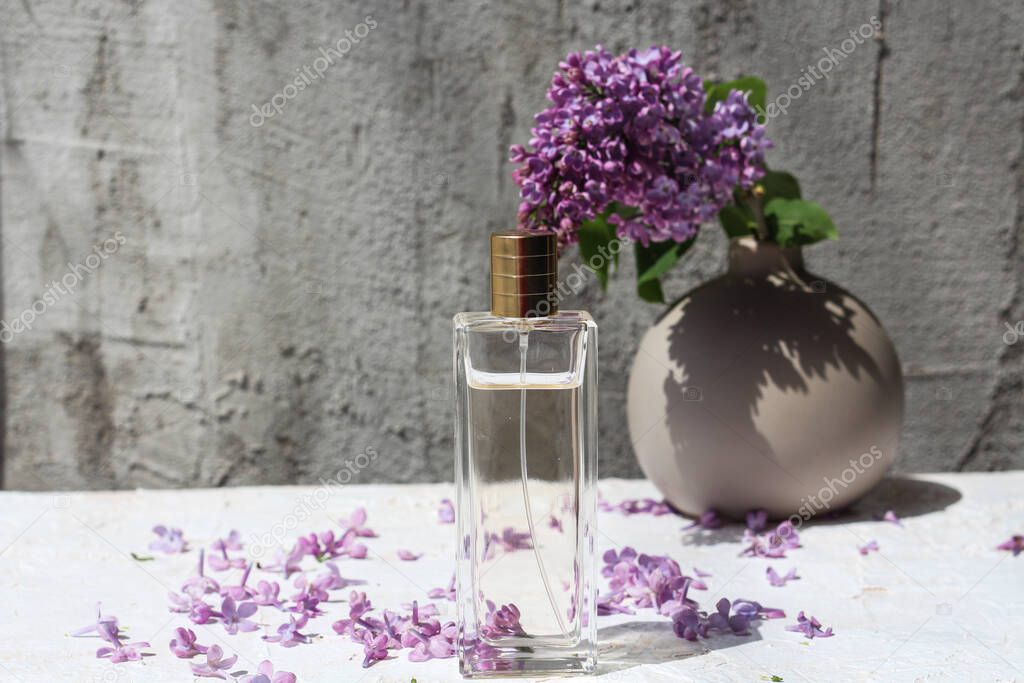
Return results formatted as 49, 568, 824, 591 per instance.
1, 473, 1022, 682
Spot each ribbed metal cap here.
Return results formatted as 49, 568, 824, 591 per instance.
490, 232, 559, 317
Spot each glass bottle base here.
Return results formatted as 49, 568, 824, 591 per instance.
459, 640, 596, 678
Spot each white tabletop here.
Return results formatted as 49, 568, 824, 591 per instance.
1, 473, 1021, 682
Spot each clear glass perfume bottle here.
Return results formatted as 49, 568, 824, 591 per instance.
454, 232, 597, 677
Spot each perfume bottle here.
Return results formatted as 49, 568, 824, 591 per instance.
454, 232, 597, 677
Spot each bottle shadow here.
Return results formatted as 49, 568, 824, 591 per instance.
596, 618, 764, 675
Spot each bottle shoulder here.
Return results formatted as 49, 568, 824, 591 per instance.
454, 311, 595, 332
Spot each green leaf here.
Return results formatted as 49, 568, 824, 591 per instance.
634, 238, 694, 303
718, 204, 756, 238
764, 198, 838, 247
705, 75, 767, 113
577, 213, 618, 289
760, 170, 801, 200
131, 552, 155, 562
637, 278, 664, 303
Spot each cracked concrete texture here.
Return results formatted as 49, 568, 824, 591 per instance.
0, 0, 1021, 490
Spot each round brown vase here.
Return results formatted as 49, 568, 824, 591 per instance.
626, 237, 904, 519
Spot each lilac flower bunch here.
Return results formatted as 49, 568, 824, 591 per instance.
597, 547, 707, 616
511, 45, 768, 247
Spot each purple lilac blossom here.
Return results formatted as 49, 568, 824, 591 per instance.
510, 45, 769, 245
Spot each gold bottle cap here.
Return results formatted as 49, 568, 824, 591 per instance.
490, 232, 559, 318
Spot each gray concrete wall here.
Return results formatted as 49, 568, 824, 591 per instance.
1, 0, 1021, 490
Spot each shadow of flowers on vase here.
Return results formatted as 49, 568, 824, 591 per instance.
649, 240, 902, 519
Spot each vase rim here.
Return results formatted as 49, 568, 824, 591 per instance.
727, 236, 804, 276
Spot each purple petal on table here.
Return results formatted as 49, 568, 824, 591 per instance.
361, 631, 389, 668
766, 566, 799, 587
263, 614, 312, 648
169, 627, 208, 658
190, 644, 238, 678
239, 660, 297, 683
858, 539, 880, 555
745, 509, 769, 533
882, 510, 902, 526
149, 524, 188, 554
397, 549, 423, 561
70, 602, 119, 638
682, 508, 721, 530
785, 610, 834, 638
997, 534, 1024, 556
340, 507, 377, 538
438, 499, 455, 524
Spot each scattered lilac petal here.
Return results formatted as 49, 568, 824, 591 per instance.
683, 509, 722, 530
766, 566, 799, 587
190, 644, 238, 678
858, 540, 880, 556
438, 499, 455, 524
211, 530, 244, 553
997, 534, 1024, 556
70, 603, 119, 638
427, 574, 456, 602
340, 507, 377, 538
220, 596, 259, 634
786, 611, 834, 639
169, 627, 207, 658
361, 632, 389, 668
882, 510, 902, 526
746, 509, 769, 533
263, 615, 312, 648
149, 524, 188, 554
182, 549, 220, 598
741, 520, 801, 558
238, 660, 297, 683
481, 602, 526, 637
397, 549, 423, 561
